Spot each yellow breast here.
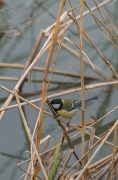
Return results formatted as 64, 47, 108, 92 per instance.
57, 109, 78, 118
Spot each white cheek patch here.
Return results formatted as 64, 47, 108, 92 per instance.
52, 104, 60, 109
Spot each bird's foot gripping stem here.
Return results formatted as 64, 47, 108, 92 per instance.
54, 114, 59, 119
66, 118, 71, 126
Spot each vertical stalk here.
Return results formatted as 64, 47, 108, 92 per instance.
33, 0, 66, 179
79, 0, 85, 178
111, 125, 117, 180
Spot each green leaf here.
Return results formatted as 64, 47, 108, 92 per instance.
49, 138, 62, 180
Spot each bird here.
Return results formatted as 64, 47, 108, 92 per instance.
50, 96, 98, 124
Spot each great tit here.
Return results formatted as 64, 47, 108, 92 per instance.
50, 96, 98, 120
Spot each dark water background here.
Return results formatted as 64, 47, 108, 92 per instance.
0, 0, 118, 179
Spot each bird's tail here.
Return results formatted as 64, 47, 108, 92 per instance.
71, 96, 98, 110
84, 96, 98, 106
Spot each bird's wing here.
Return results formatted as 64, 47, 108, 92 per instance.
70, 96, 98, 111
70, 101, 82, 111
64, 106, 73, 112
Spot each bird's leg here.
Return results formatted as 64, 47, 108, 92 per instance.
67, 118, 71, 126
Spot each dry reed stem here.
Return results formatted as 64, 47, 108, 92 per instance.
30, 158, 34, 180
46, 8, 68, 92
55, 153, 65, 180
47, 1, 115, 84
18, 125, 116, 179
17, 159, 39, 180
56, 1, 117, 86
68, 13, 118, 81
24, 136, 51, 180
0, 84, 43, 113
15, 30, 52, 90
88, 154, 112, 171
17, 159, 30, 167
40, 137, 51, 159
71, 154, 113, 179
30, 145, 34, 180
64, 37, 95, 70
94, 0, 118, 44
91, 105, 118, 127
38, 135, 75, 160
90, 158, 111, 175
0, 42, 50, 120
17, 166, 31, 179
37, 129, 85, 160
0, 92, 14, 120
85, 128, 95, 179
95, 152, 118, 180
1, 86, 118, 166
45, 153, 65, 180
60, 42, 118, 86
19, 30, 44, 91
35, 1, 66, 165
38, 138, 61, 172
83, 1, 118, 48
25, 133, 50, 178
67, 1, 114, 38
65, 128, 109, 178
1, 81, 118, 113
110, 125, 117, 179
0, 17, 52, 120
89, 158, 112, 178
65, 170, 76, 180
44, 10, 68, 35
0, 76, 82, 85
43, 160, 53, 179
79, 0, 86, 177
75, 119, 118, 180
56, 0, 113, 43
70, 127, 115, 177
44, 147, 59, 179
67, 0, 87, 172
44, 0, 112, 36
68, 124, 118, 149
89, 165, 109, 179
14, 89, 48, 180
0, 86, 97, 135
66, 120, 95, 134
0, 62, 82, 78
59, 149, 74, 178
100, 0, 118, 36
93, 15, 118, 49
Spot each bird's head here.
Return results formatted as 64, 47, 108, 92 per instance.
50, 99, 63, 111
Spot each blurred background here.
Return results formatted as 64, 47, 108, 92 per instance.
0, 0, 118, 179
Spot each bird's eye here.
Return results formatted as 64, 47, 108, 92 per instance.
52, 104, 60, 109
